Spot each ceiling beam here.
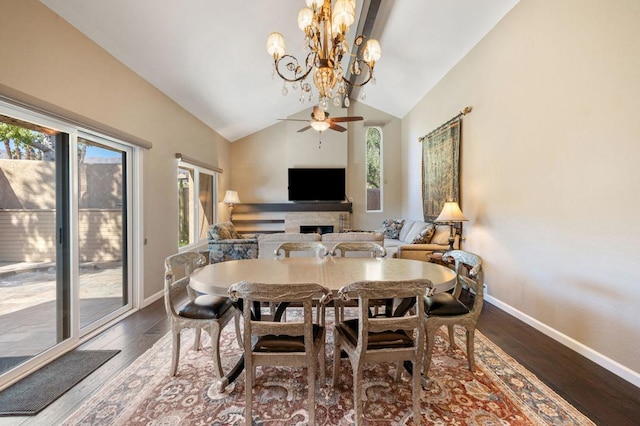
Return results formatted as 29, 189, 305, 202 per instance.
343, 0, 382, 108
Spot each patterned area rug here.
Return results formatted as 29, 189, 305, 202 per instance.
63, 310, 594, 425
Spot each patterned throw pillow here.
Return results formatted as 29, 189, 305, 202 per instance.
378, 219, 405, 240
208, 221, 241, 240
411, 224, 436, 244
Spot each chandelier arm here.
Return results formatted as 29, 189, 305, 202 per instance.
273, 53, 317, 84
341, 61, 375, 88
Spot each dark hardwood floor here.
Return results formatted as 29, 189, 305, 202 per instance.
2, 300, 638, 425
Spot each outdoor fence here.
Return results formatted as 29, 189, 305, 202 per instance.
0, 209, 123, 263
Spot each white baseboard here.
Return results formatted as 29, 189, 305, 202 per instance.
141, 290, 163, 308
485, 294, 640, 389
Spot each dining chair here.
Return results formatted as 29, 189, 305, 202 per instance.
164, 252, 237, 378
423, 250, 484, 378
328, 241, 389, 321
274, 241, 328, 258
228, 281, 331, 425
333, 279, 432, 426
328, 241, 387, 258
272, 241, 328, 319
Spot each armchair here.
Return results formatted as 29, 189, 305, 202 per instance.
207, 221, 258, 263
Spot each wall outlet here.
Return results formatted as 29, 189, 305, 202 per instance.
483, 283, 488, 295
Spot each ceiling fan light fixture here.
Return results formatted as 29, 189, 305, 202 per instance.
310, 120, 331, 132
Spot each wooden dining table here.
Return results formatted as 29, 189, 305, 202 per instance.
189, 256, 457, 391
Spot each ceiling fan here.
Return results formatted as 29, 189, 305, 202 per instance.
279, 105, 363, 133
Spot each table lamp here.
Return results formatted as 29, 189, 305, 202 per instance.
435, 201, 468, 251
223, 190, 241, 221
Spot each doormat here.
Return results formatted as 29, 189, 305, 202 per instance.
0, 349, 120, 416
0, 356, 30, 375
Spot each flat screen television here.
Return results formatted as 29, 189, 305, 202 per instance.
288, 168, 346, 202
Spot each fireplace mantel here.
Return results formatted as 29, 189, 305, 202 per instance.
232, 202, 352, 234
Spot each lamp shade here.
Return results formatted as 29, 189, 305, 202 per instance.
266, 32, 286, 59
363, 39, 382, 64
223, 190, 241, 205
297, 7, 313, 31
306, 0, 323, 9
435, 201, 467, 223
332, 0, 355, 32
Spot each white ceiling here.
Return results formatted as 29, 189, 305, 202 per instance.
39, 0, 519, 142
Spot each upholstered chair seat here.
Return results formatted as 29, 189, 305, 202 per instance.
336, 319, 414, 349
253, 324, 324, 352
178, 294, 233, 319
424, 292, 470, 316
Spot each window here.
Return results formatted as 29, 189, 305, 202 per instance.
177, 162, 218, 248
366, 126, 383, 212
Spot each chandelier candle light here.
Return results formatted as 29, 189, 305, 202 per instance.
266, 0, 382, 110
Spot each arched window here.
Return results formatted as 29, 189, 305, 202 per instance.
366, 126, 383, 212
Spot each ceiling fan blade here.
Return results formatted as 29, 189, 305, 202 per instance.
278, 118, 310, 122
329, 116, 364, 123
312, 105, 326, 121
297, 125, 312, 133
328, 123, 347, 132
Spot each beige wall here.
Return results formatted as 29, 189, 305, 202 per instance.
0, 0, 231, 300
231, 105, 348, 204
231, 101, 402, 230
402, 0, 640, 377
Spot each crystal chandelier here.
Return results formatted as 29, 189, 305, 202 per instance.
266, 0, 382, 110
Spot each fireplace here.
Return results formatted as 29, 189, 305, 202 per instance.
300, 225, 334, 235
285, 212, 347, 233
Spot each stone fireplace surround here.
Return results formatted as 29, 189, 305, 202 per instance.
285, 212, 348, 234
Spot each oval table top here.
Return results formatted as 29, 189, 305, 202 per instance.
189, 256, 457, 296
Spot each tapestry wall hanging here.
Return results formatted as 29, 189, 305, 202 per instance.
419, 107, 470, 221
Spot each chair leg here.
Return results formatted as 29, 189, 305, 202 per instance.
245, 355, 253, 424
233, 312, 243, 349
332, 334, 342, 387
423, 325, 436, 377
194, 328, 202, 351
466, 326, 476, 372
170, 329, 181, 376
353, 360, 364, 426
447, 324, 457, 350
318, 336, 326, 386
412, 358, 422, 426
207, 325, 224, 379
308, 355, 316, 425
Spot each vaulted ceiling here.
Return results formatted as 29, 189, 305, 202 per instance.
39, 0, 519, 142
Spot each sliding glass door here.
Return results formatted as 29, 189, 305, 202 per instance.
0, 115, 65, 374
0, 103, 135, 383
77, 135, 131, 331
